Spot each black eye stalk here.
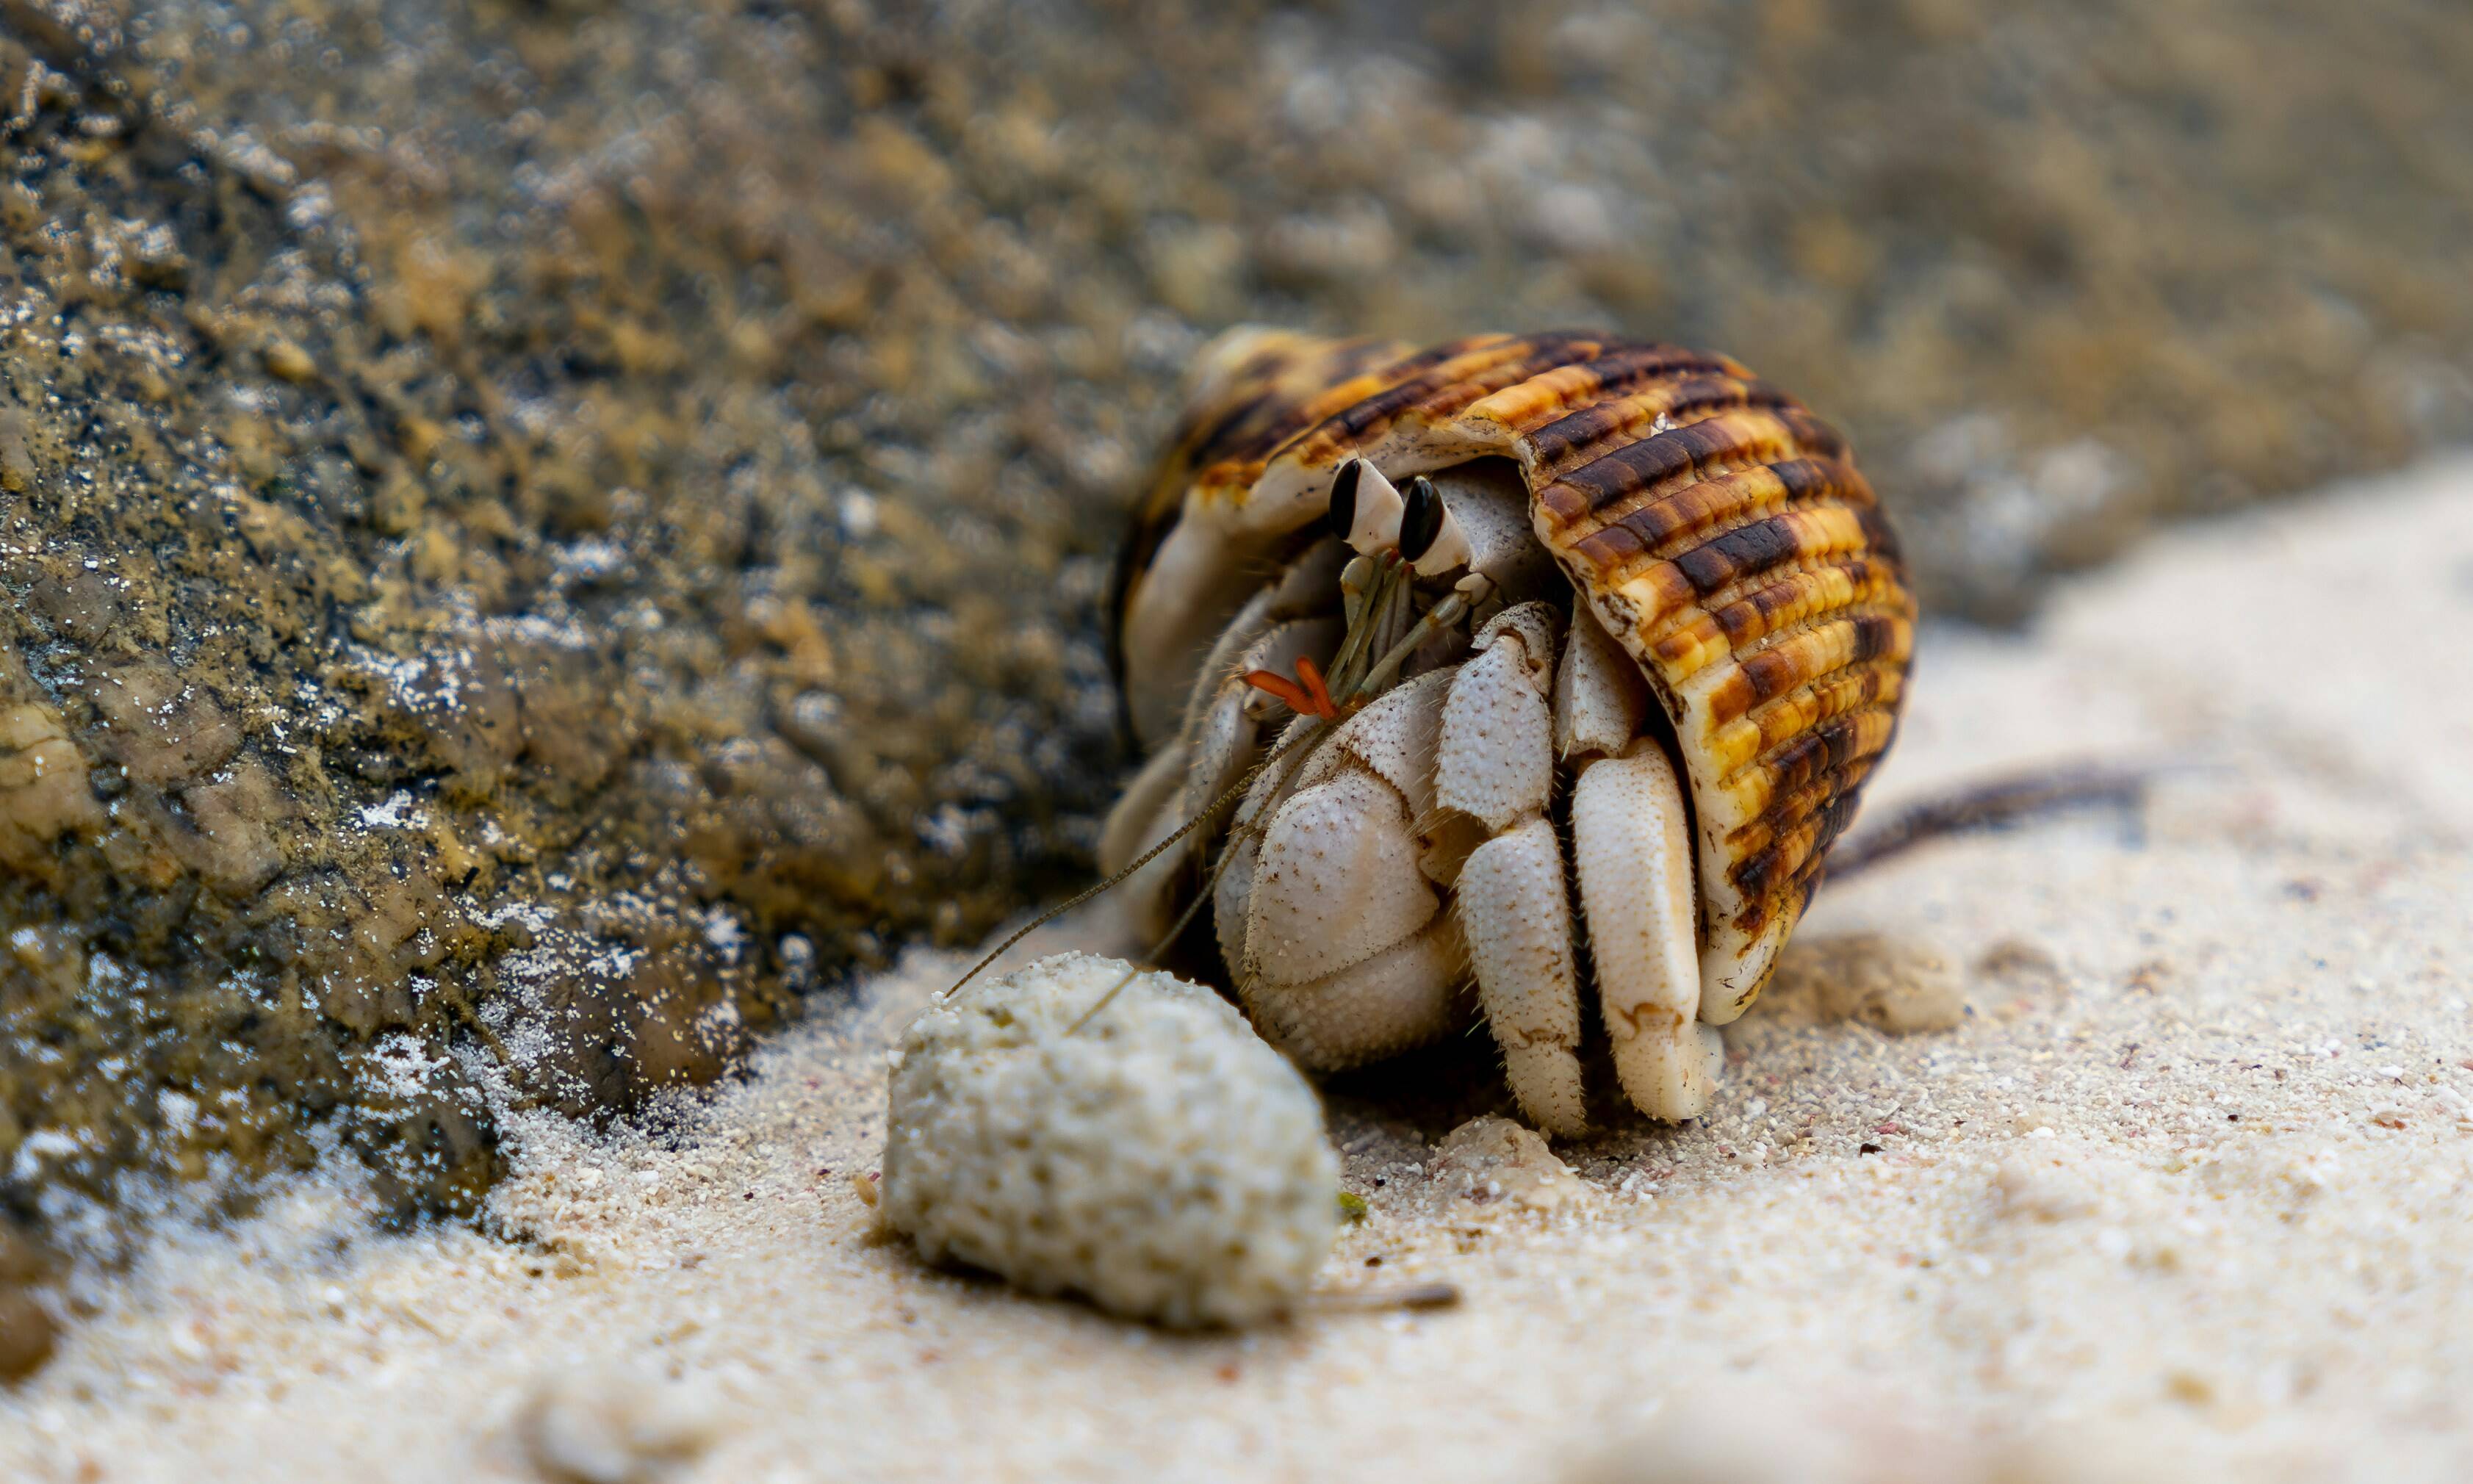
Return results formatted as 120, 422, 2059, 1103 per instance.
1328, 455, 1403, 554
1397, 476, 1444, 563
1326, 458, 1364, 544
1326, 456, 1470, 577
1275, 457, 1499, 724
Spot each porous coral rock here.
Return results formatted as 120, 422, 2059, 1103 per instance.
882, 952, 1337, 1327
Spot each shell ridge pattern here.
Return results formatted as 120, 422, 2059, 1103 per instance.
1537, 455, 1861, 600
1461, 345, 1749, 442
1651, 555, 1910, 681
1292, 334, 1586, 448
1245, 335, 1619, 519
1574, 475, 1882, 616
1520, 374, 1800, 478
1534, 409, 1846, 532
1203, 335, 1519, 480
1699, 619, 1909, 768
1345, 340, 1621, 457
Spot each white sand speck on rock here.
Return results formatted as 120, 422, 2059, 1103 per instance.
6, 459, 2473, 1481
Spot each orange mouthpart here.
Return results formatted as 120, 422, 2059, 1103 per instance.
1243, 655, 1341, 721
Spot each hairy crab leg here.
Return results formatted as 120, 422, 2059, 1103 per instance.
1430, 603, 1585, 1133
1552, 605, 1651, 762
1241, 914, 1470, 1070
1060, 459, 1514, 1037
1458, 817, 1586, 1136
1572, 738, 1722, 1121
1097, 741, 1189, 881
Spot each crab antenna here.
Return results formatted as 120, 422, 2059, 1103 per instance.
1321, 551, 1399, 695
1352, 572, 1494, 700
1067, 874, 1215, 1033
941, 768, 1252, 999
1068, 715, 1350, 1034
1338, 554, 1372, 633
943, 720, 1333, 1001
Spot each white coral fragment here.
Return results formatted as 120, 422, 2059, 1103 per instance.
882, 951, 1339, 1328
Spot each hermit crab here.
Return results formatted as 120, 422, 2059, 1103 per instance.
1098, 331, 1915, 1134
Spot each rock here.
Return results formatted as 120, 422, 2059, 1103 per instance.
882, 953, 1338, 1328
0, 1226, 56, 1386
0, 10, 1120, 1221
0, 1289, 54, 1386
514, 1365, 716, 1484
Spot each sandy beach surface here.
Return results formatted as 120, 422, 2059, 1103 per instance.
4, 458, 2472, 1483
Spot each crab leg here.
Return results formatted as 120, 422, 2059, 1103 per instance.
1094, 738, 1196, 946
1239, 755, 1467, 1066
1214, 712, 1321, 976
1243, 913, 1470, 1070
1231, 669, 1471, 1060
1553, 604, 1651, 762
1571, 738, 1722, 1121
1457, 818, 1585, 1135
1433, 605, 1559, 829
1430, 602, 1593, 1134
1242, 765, 1440, 987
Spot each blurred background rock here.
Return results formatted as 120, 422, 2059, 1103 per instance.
0, 0, 2466, 1233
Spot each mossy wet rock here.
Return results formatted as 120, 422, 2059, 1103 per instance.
0, 17, 1116, 1226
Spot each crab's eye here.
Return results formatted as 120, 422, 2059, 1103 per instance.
1410, 504, 1473, 577
1397, 476, 1443, 561
1327, 458, 1364, 544
1333, 459, 1405, 555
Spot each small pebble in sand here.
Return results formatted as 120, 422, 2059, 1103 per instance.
882, 951, 1339, 1328
0, 1288, 55, 1385
514, 1364, 715, 1484
1765, 932, 1968, 1032
1428, 1116, 1592, 1213
0, 1231, 56, 1385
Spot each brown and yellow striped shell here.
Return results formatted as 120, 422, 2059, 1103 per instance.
1111, 329, 1915, 1022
